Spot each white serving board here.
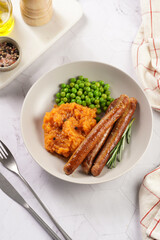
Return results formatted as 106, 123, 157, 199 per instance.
0, 0, 83, 89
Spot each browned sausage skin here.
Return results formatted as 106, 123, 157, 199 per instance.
91, 97, 137, 177
81, 98, 119, 174
63, 94, 130, 175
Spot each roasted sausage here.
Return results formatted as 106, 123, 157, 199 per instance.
91, 97, 137, 177
81, 98, 118, 174
63, 94, 130, 175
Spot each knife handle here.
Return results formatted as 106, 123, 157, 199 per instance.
26, 206, 61, 240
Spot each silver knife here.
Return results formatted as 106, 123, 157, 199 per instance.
0, 173, 61, 240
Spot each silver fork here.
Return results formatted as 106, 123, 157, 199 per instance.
0, 140, 72, 240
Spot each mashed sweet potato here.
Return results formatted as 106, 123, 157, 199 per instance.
43, 103, 97, 157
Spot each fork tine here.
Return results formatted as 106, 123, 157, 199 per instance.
0, 146, 8, 159
0, 140, 11, 156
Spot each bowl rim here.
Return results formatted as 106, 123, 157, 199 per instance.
0, 36, 21, 71
20, 60, 153, 184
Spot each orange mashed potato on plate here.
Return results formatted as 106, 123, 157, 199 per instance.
43, 103, 97, 157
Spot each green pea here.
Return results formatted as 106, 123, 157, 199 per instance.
86, 87, 91, 92
76, 96, 81, 100
100, 86, 104, 93
95, 104, 100, 109
88, 92, 93, 98
86, 98, 91, 105
70, 78, 76, 83
61, 83, 66, 89
98, 92, 102, 97
85, 82, 91, 87
71, 99, 76, 103
72, 88, 77, 94
91, 97, 95, 103
99, 80, 104, 85
104, 84, 110, 91
103, 106, 108, 111
82, 101, 86, 106
107, 90, 111, 95
79, 83, 84, 88
100, 102, 106, 107
56, 92, 61, 98
58, 101, 64, 105
66, 84, 70, 88
110, 98, 114, 102
81, 94, 85, 100
91, 84, 96, 90
84, 78, 89, 82
63, 97, 68, 103
70, 82, 75, 88
107, 96, 112, 101
76, 80, 81, 85
94, 99, 99, 104
78, 88, 83, 92
55, 98, 60, 103
70, 93, 76, 98
97, 108, 102, 114
61, 92, 65, 97
94, 90, 99, 97
77, 90, 83, 96
77, 99, 82, 105
74, 84, 79, 89
95, 82, 100, 88
95, 96, 99, 100
102, 94, 107, 99
63, 88, 69, 93
66, 93, 70, 98
85, 95, 89, 100
89, 104, 95, 109
107, 101, 111, 106
99, 97, 105, 103
78, 76, 84, 80
84, 91, 87, 95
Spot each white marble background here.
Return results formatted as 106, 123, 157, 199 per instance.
0, 0, 160, 239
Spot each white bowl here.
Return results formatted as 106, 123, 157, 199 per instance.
21, 61, 152, 184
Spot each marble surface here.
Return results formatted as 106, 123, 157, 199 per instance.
0, 0, 160, 239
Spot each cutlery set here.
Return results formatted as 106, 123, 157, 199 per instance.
0, 140, 72, 240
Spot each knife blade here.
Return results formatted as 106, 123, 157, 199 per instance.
0, 173, 61, 240
0, 172, 29, 208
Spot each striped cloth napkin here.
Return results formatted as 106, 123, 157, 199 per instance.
132, 0, 160, 111
139, 166, 160, 240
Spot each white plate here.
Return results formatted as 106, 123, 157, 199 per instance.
0, 0, 82, 89
21, 61, 152, 184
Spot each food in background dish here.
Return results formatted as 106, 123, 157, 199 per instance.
0, 41, 19, 67
55, 75, 114, 115
43, 103, 97, 158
